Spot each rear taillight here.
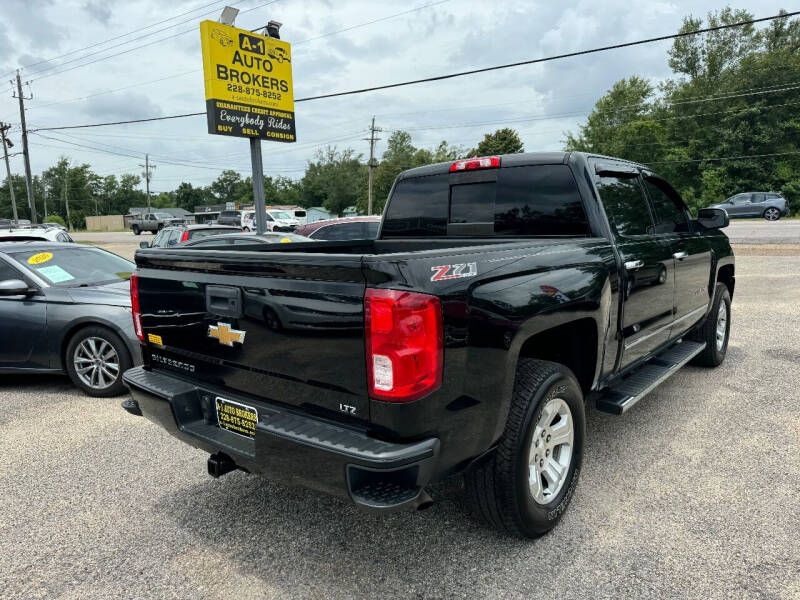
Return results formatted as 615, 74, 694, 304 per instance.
449, 156, 500, 172
130, 273, 144, 342
365, 288, 443, 402
180, 230, 189, 242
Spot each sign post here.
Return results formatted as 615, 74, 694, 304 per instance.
200, 19, 295, 234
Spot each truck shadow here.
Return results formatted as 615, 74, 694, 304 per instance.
153, 404, 653, 595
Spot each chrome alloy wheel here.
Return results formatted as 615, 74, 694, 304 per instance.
716, 301, 728, 351
73, 337, 120, 390
528, 397, 574, 505
764, 208, 780, 221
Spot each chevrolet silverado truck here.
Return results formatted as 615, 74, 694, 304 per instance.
130, 212, 186, 235
121, 152, 734, 537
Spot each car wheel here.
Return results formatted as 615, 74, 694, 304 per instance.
763, 207, 781, 221
263, 307, 282, 331
132, 226, 140, 235
689, 283, 731, 367
157, 224, 164, 231
464, 360, 585, 538
65, 326, 132, 397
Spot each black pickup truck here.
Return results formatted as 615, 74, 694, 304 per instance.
122, 152, 734, 537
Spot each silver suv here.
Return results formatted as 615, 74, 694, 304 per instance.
711, 192, 789, 221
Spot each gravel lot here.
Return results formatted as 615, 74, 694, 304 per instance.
1, 245, 799, 598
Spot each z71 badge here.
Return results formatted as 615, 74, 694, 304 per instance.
431, 262, 478, 282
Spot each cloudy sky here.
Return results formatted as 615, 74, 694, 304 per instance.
0, 0, 791, 192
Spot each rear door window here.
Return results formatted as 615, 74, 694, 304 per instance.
166, 229, 182, 246
313, 223, 364, 240
494, 165, 589, 236
598, 175, 655, 237
364, 221, 380, 238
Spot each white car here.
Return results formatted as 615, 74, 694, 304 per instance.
242, 209, 300, 232
0, 226, 74, 242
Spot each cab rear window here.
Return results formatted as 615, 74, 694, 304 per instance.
381, 165, 589, 238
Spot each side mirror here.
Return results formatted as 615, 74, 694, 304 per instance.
0, 278, 32, 296
139, 241, 150, 249
697, 208, 729, 230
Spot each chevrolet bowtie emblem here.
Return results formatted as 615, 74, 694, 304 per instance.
208, 322, 246, 346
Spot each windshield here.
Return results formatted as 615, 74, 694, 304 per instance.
269, 211, 292, 220
154, 213, 174, 219
10, 247, 135, 287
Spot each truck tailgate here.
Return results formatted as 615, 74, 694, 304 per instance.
134, 249, 370, 420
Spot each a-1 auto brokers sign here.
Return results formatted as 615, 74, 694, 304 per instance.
200, 20, 295, 142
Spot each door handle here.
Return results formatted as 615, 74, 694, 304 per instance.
673, 251, 688, 260
625, 260, 644, 270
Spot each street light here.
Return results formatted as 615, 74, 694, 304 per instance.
219, 6, 239, 25
266, 20, 282, 39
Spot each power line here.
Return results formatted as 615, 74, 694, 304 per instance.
293, 0, 451, 45
28, 10, 800, 133
26, 0, 449, 86
646, 150, 800, 165
289, 11, 800, 103
25, 70, 199, 112
28, 0, 282, 81
5, 0, 237, 77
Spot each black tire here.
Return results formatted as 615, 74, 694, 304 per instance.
157, 223, 164, 231
464, 360, 585, 538
763, 207, 781, 221
65, 326, 132, 397
263, 307, 282, 331
689, 283, 731, 367
132, 226, 140, 235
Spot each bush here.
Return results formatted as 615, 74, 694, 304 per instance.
44, 215, 66, 226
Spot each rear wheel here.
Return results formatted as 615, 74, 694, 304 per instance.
65, 326, 132, 397
763, 207, 781, 221
132, 225, 140, 235
690, 283, 731, 367
465, 360, 585, 538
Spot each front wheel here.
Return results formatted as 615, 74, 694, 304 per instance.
690, 283, 731, 367
132, 226, 140, 235
465, 360, 585, 538
65, 326, 132, 397
763, 207, 781, 221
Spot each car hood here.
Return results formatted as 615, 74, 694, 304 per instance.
66, 279, 131, 307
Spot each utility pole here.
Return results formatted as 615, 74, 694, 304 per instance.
63, 160, 71, 231
364, 116, 382, 215
13, 70, 36, 223
139, 154, 156, 213
0, 123, 18, 222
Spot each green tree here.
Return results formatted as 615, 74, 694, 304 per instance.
43, 214, 66, 226
473, 128, 524, 156
301, 147, 365, 216
174, 182, 207, 211
209, 170, 243, 201
565, 7, 800, 214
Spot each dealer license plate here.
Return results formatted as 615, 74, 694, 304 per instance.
215, 397, 258, 439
